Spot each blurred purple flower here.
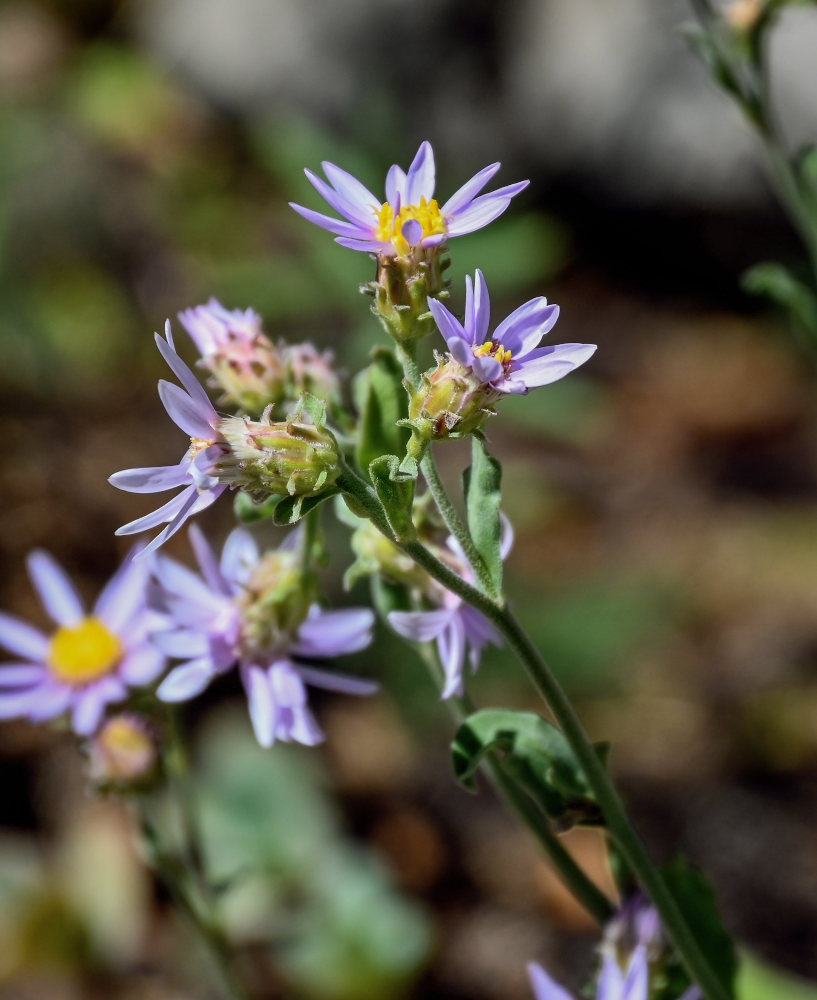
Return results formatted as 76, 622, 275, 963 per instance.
528, 949, 649, 1000
151, 526, 377, 747
109, 322, 229, 555
388, 519, 513, 699
290, 140, 528, 257
177, 299, 264, 359
0, 548, 166, 735
428, 269, 596, 394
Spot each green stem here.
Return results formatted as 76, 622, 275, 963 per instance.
338, 463, 728, 1000
415, 644, 614, 924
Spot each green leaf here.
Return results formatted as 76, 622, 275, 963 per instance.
353, 348, 410, 476
451, 709, 604, 829
463, 436, 503, 595
662, 857, 738, 999
742, 261, 817, 336
271, 488, 340, 526
369, 455, 416, 541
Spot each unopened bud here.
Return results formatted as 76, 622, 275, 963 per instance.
218, 398, 340, 499
88, 714, 158, 788
408, 354, 498, 440
366, 251, 450, 344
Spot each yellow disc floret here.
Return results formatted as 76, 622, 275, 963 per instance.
475, 340, 512, 367
374, 197, 448, 256
48, 618, 122, 686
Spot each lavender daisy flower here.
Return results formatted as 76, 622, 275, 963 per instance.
109, 321, 229, 555
388, 519, 513, 699
0, 548, 166, 736
428, 269, 597, 395
151, 526, 377, 748
290, 140, 529, 257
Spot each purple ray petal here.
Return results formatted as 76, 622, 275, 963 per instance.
26, 683, 72, 721
94, 547, 149, 631
459, 605, 502, 657
27, 550, 85, 627
296, 665, 378, 696
389, 608, 454, 643
140, 489, 208, 557
0, 664, 45, 686
220, 528, 259, 585
420, 233, 447, 247
291, 606, 374, 658
438, 614, 467, 699
243, 664, 275, 747
471, 352, 503, 383
0, 688, 43, 719
154, 328, 215, 414
289, 202, 371, 239
304, 168, 375, 228
493, 297, 558, 356
158, 381, 216, 440
428, 297, 468, 349
473, 269, 491, 343
515, 305, 560, 357
514, 344, 597, 389
188, 524, 231, 596
464, 274, 475, 338
158, 658, 214, 702
286, 706, 324, 745
449, 336, 474, 366
333, 237, 389, 252
527, 963, 576, 1000
385, 163, 407, 205
320, 161, 380, 217
108, 463, 192, 494
401, 218, 423, 247
118, 644, 166, 685
597, 953, 625, 1000
153, 554, 226, 609
116, 487, 195, 538
150, 629, 209, 658
405, 141, 435, 204
440, 162, 501, 216
0, 612, 49, 660
72, 686, 113, 736
446, 194, 514, 237
621, 947, 649, 1000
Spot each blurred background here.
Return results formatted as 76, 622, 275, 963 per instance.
3, 0, 817, 998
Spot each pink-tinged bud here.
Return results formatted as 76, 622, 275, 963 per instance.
408, 354, 499, 440
88, 714, 158, 788
283, 342, 340, 406
217, 397, 340, 499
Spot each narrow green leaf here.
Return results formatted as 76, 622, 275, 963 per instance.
451, 709, 604, 829
270, 487, 340, 526
463, 436, 503, 594
742, 261, 817, 336
353, 348, 410, 477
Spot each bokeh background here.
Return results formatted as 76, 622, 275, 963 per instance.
3, 1, 817, 998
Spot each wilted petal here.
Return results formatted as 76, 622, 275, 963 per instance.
27, 551, 84, 627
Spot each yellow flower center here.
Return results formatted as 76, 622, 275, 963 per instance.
475, 340, 512, 368
48, 618, 122, 686
374, 197, 448, 255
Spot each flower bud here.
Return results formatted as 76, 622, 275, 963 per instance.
408, 354, 498, 440
365, 250, 450, 344
218, 400, 340, 500
238, 548, 316, 653
88, 714, 158, 789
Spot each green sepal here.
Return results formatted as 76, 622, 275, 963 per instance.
661, 857, 738, 1000
451, 709, 605, 829
353, 348, 410, 477
369, 455, 416, 541
742, 260, 817, 336
463, 436, 503, 596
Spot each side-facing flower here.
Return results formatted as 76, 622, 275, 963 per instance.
428, 269, 596, 396
110, 322, 229, 554
388, 519, 513, 699
178, 298, 287, 415
0, 548, 166, 735
151, 525, 377, 747
290, 140, 528, 258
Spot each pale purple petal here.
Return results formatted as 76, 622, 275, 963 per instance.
471, 352, 503, 383
27, 551, 84, 627
428, 297, 469, 349
292, 606, 374, 658
304, 168, 376, 228
154, 326, 216, 415
108, 464, 192, 494
421, 233, 447, 247
115, 487, 195, 536
449, 337, 473, 366
150, 629, 209, 658
527, 963, 576, 1000
499, 512, 514, 559
401, 218, 423, 247
188, 525, 231, 596
26, 683, 72, 721
153, 555, 226, 609
389, 608, 455, 643
597, 953, 626, 1000
491, 297, 552, 355
94, 548, 149, 631
220, 528, 259, 586
513, 344, 597, 389
473, 269, 491, 343
119, 644, 166, 685
385, 164, 407, 205
141, 487, 217, 556
438, 615, 466, 699
72, 686, 113, 736
320, 161, 380, 218
333, 237, 389, 252
440, 162, 501, 216
464, 274, 475, 338
289, 202, 371, 239
459, 605, 502, 665
498, 378, 528, 395
620, 947, 649, 1000
0, 612, 49, 660
0, 664, 45, 686
158, 381, 216, 440
446, 194, 514, 237
269, 662, 323, 746
405, 141, 435, 203
295, 665, 378, 696
244, 664, 275, 747
0, 688, 44, 719
158, 658, 214, 702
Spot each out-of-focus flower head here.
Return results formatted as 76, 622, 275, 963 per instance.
87, 712, 158, 787
178, 299, 287, 415
290, 140, 528, 259
151, 525, 377, 747
109, 322, 230, 555
283, 342, 341, 410
388, 518, 513, 699
528, 948, 649, 1000
0, 549, 166, 735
